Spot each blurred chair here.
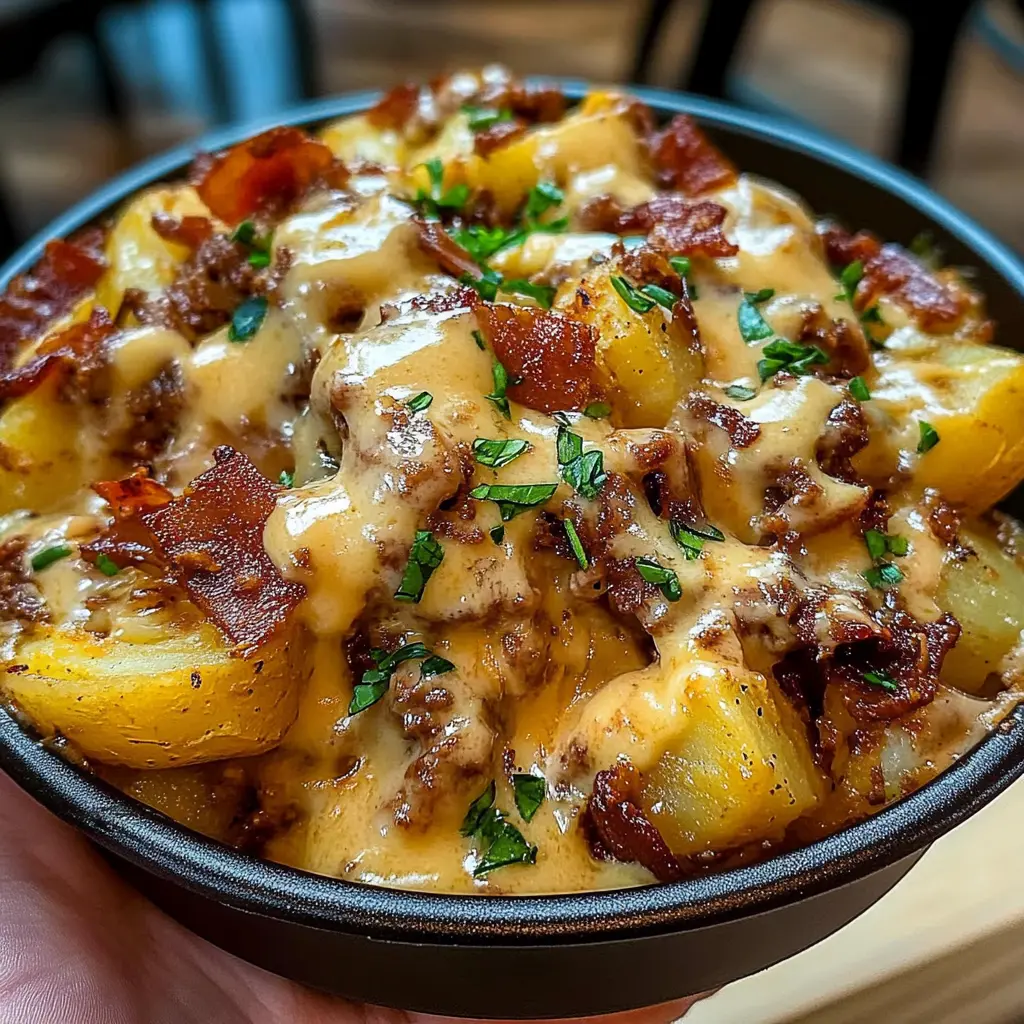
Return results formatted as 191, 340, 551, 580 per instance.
631, 0, 978, 180
0, 0, 318, 259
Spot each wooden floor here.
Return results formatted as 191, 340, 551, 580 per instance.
1, 0, 1022, 251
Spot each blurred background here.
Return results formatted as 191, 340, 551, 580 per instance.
1, 3, 1024, 1020
0, 0, 1022, 261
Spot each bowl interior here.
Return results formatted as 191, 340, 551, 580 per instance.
2, 83, 1024, 944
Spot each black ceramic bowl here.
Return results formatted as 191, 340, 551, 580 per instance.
2, 84, 1024, 1020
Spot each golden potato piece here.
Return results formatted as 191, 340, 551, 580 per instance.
939, 516, 1024, 695
642, 664, 825, 856
95, 185, 216, 319
559, 260, 703, 428
319, 113, 408, 167
858, 341, 1024, 512
2, 623, 305, 769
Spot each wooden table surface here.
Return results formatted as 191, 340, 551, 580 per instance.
684, 777, 1024, 1024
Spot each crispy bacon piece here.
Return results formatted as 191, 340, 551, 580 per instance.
0, 537, 47, 624
581, 762, 684, 882
87, 449, 304, 647
476, 304, 596, 413
798, 305, 869, 376
150, 213, 214, 250
413, 217, 483, 281
366, 82, 422, 130
817, 398, 869, 484
687, 391, 761, 449
0, 231, 106, 375
0, 308, 116, 403
473, 119, 527, 158
590, 195, 738, 259
647, 114, 737, 196
195, 127, 337, 225
481, 81, 566, 124
407, 285, 481, 315
820, 224, 966, 332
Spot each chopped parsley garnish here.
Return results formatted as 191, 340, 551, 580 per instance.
512, 773, 546, 822
863, 670, 899, 693
563, 519, 588, 568
228, 295, 268, 342
460, 268, 502, 302
31, 544, 71, 572
502, 278, 556, 309
635, 557, 682, 601
849, 376, 871, 401
670, 522, 706, 560
723, 384, 757, 401
406, 391, 433, 413
910, 231, 944, 270
757, 338, 828, 381
394, 530, 444, 603
463, 105, 514, 132
611, 275, 656, 314
469, 482, 558, 521
473, 437, 531, 469
583, 401, 611, 419
472, 329, 487, 350
485, 358, 518, 420
231, 220, 272, 267
862, 562, 904, 590
640, 283, 677, 310
278, 469, 294, 487
95, 554, 119, 577
689, 522, 726, 542
522, 181, 564, 223
556, 423, 607, 500
412, 158, 470, 218
461, 781, 538, 877
349, 641, 453, 715
451, 224, 523, 264
864, 529, 908, 561
917, 420, 940, 454
836, 260, 863, 304
490, 525, 505, 544
669, 255, 698, 298
737, 288, 775, 343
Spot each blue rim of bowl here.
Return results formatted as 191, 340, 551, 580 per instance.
2, 83, 1023, 945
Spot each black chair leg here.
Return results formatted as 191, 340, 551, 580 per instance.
0, 186, 19, 261
683, 0, 759, 98
896, 9, 973, 179
630, 0, 677, 84
283, 0, 319, 99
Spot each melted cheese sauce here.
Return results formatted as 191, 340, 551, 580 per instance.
2, 79, 1023, 895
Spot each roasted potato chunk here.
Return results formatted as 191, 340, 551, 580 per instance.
2, 623, 305, 769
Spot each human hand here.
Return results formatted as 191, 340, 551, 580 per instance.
0, 771, 707, 1024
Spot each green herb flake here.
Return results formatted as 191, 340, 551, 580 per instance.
278, 469, 294, 488
864, 529, 888, 561
670, 522, 704, 560
461, 781, 497, 837
887, 534, 909, 557
502, 278, 556, 309
863, 562, 904, 590
473, 437, 531, 469
556, 424, 606, 500
394, 530, 444, 603
231, 220, 257, 245
917, 420, 940, 454
583, 401, 612, 419
489, 525, 505, 545
460, 269, 501, 302
838, 260, 863, 304
486, 358, 513, 420
349, 641, 448, 715
228, 295, 269, 342
412, 158, 470, 218
639, 283, 677, 309
611, 275, 656, 314
95, 554, 120, 577
689, 522, 725, 542
849, 376, 871, 401
463, 105, 514, 132
635, 556, 682, 602
451, 224, 525, 264
563, 518, 588, 569
737, 289, 775, 343
523, 181, 564, 223
863, 670, 899, 693
512, 773, 546, 822
723, 384, 757, 401
231, 220, 272, 267
669, 256, 691, 277
757, 338, 828, 381
406, 391, 433, 413
910, 231, 944, 270
31, 544, 71, 572
469, 482, 558, 521
472, 329, 487, 351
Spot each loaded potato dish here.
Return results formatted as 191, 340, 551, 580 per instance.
2, 68, 1023, 893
